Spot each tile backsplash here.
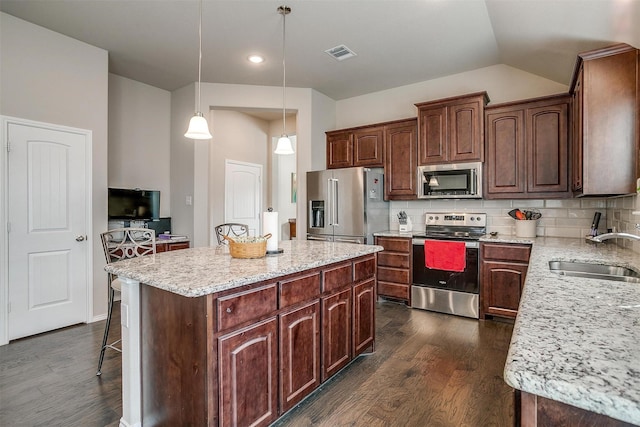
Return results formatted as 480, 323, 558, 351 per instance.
390, 194, 640, 254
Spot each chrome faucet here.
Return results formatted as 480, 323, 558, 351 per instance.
591, 224, 640, 243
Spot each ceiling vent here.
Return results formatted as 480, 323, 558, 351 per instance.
325, 44, 357, 61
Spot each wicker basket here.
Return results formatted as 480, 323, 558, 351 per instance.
224, 233, 272, 259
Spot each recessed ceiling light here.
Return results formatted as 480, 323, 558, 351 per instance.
248, 55, 264, 64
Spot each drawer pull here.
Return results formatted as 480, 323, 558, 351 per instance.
226, 307, 232, 313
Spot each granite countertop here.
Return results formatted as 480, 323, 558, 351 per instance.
105, 240, 382, 298
501, 236, 640, 425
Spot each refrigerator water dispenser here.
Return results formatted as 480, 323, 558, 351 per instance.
310, 200, 325, 228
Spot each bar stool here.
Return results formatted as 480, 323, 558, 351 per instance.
215, 223, 249, 245
96, 227, 156, 376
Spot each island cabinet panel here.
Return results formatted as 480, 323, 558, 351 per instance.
520, 391, 634, 427
485, 94, 570, 199
353, 255, 376, 283
416, 92, 488, 165
218, 317, 278, 427
140, 285, 214, 426
279, 272, 321, 309
279, 301, 321, 413
480, 243, 531, 319
375, 236, 411, 303
322, 261, 353, 293
216, 283, 278, 332
321, 288, 352, 381
138, 254, 377, 426
353, 278, 375, 356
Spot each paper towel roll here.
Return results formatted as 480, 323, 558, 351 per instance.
263, 210, 279, 252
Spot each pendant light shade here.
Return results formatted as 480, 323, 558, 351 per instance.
274, 135, 294, 154
275, 5, 294, 155
185, 112, 213, 139
184, 0, 212, 140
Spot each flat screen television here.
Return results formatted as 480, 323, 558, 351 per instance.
108, 188, 160, 220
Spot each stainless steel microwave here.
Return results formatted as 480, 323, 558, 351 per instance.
417, 161, 482, 199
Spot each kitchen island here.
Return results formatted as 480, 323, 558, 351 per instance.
495, 236, 640, 426
105, 240, 382, 427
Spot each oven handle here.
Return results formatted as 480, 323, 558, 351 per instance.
412, 238, 479, 248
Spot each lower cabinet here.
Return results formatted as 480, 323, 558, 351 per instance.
156, 240, 190, 252
353, 279, 375, 356
321, 288, 352, 381
519, 391, 633, 427
279, 301, 321, 413
218, 318, 278, 427
480, 243, 531, 319
375, 236, 411, 303
140, 254, 376, 426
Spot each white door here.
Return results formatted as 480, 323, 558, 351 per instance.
8, 122, 89, 340
224, 160, 262, 236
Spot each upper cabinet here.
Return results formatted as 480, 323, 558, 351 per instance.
570, 43, 639, 196
416, 92, 489, 165
485, 94, 571, 199
384, 119, 418, 200
326, 125, 384, 169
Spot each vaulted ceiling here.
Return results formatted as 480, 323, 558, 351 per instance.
2, 0, 638, 100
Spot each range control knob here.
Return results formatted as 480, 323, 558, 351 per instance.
470, 217, 475, 221
428, 216, 433, 220
476, 216, 482, 222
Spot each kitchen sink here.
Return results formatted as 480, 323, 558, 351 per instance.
548, 260, 640, 283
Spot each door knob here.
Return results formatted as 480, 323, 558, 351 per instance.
75, 235, 87, 242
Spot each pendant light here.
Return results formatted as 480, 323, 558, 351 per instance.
274, 5, 294, 155
184, 0, 212, 140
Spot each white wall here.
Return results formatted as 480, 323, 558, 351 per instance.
0, 12, 109, 321
171, 83, 336, 244
108, 74, 171, 217
208, 110, 270, 243
335, 64, 568, 129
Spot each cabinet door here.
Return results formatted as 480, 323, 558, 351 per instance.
279, 301, 320, 413
485, 108, 526, 196
571, 69, 584, 192
481, 261, 528, 319
418, 106, 447, 165
326, 131, 353, 169
449, 100, 484, 162
526, 102, 569, 194
218, 317, 278, 427
321, 288, 351, 381
353, 279, 375, 356
353, 127, 384, 167
384, 120, 417, 200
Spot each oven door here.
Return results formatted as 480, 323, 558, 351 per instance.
411, 238, 479, 318
412, 238, 479, 293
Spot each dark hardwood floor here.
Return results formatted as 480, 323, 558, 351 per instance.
0, 300, 515, 427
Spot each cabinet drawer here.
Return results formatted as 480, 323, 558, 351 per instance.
216, 284, 278, 331
378, 266, 410, 284
322, 261, 353, 293
378, 252, 410, 269
482, 243, 531, 263
354, 255, 376, 282
376, 237, 411, 253
377, 281, 409, 300
279, 272, 321, 309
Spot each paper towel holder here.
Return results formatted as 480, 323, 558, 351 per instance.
265, 207, 284, 255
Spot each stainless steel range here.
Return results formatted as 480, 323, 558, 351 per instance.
411, 213, 487, 319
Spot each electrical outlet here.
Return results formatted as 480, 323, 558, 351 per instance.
186, 195, 193, 206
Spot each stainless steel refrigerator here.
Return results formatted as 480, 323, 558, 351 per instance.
307, 167, 389, 244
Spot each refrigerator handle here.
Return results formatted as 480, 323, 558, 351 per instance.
330, 178, 339, 226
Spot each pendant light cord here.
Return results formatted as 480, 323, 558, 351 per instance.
280, 6, 288, 136
196, 0, 203, 113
